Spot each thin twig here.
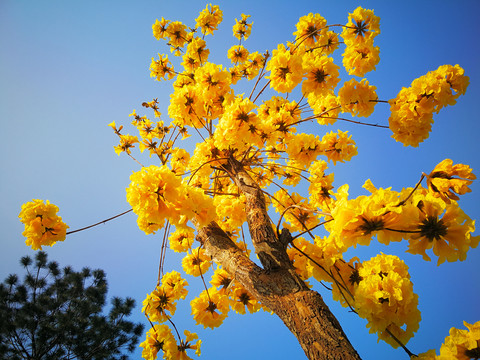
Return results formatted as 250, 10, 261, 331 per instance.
66, 209, 133, 235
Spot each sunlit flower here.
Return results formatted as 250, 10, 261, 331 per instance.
19, 199, 69, 250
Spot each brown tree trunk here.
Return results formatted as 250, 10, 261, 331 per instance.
195, 157, 362, 360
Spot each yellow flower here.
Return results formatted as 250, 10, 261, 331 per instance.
322, 30, 340, 55
168, 85, 207, 129
308, 160, 335, 210
170, 147, 191, 174
182, 37, 209, 72
342, 42, 380, 77
307, 92, 340, 125
182, 247, 212, 277
266, 43, 303, 93
210, 268, 233, 295
338, 78, 377, 117
166, 21, 188, 52
437, 321, 480, 360
388, 65, 469, 147
152, 18, 170, 40
19, 199, 69, 250
150, 53, 175, 81
142, 287, 177, 323
229, 285, 261, 314
355, 254, 420, 348
406, 195, 479, 265
126, 165, 184, 234
227, 45, 249, 64
319, 130, 358, 165
233, 14, 253, 40
213, 194, 246, 233
287, 237, 314, 281
177, 330, 202, 360
301, 53, 340, 97
284, 132, 322, 169
213, 94, 262, 153
194, 62, 231, 100
161, 270, 189, 301
272, 190, 319, 233
191, 288, 229, 329
330, 257, 361, 307
140, 324, 177, 360
114, 134, 138, 155
341, 7, 380, 46
168, 227, 195, 253
195, 4, 223, 36
426, 159, 476, 203
293, 13, 327, 49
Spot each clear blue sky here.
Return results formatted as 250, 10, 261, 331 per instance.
1, 1, 479, 359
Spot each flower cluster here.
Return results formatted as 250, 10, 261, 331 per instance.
19, 199, 68, 250
140, 272, 202, 360
195, 4, 223, 36
340, 7, 381, 77
232, 14, 253, 40
142, 271, 188, 323
189, 267, 262, 329
417, 321, 480, 360
389, 64, 469, 146
324, 165, 478, 265
126, 165, 216, 234
354, 254, 421, 347
426, 158, 476, 203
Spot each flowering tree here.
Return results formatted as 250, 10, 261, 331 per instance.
17, 5, 479, 360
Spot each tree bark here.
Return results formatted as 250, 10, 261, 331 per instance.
195, 156, 362, 360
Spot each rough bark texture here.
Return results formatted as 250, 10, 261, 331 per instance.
194, 156, 362, 360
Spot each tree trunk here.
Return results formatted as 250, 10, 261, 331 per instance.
195, 157, 362, 360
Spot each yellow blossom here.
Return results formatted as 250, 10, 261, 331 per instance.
114, 134, 138, 155
150, 53, 175, 81
169, 227, 195, 253
19, 199, 69, 250
266, 43, 303, 93
406, 194, 479, 265
152, 18, 170, 40
195, 4, 223, 36
229, 284, 261, 314
342, 42, 380, 77
338, 78, 377, 117
355, 254, 421, 348
191, 288, 229, 329
233, 14, 253, 40
140, 324, 177, 360
319, 130, 358, 165
293, 13, 327, 49
182, 247, 212, 277
426, 159, 476, 203
301, 53, 340, 96
341, 7, 380, 46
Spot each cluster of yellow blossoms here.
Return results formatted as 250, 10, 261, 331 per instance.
18, 199, 68, 250
323, 160, 478, 265
340, 7, 380, 77
417, 321, 480, 360
20, 4, 477, 359
126, 165, 216, 234
389, 64, 469, 146
140, 271, 202, 360
285, 158, 477, 347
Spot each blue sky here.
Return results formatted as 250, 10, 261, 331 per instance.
1, 1, 479, 359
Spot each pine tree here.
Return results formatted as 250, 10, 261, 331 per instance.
0, 251, 144, 360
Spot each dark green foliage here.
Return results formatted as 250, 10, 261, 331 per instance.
0, 252, 144, 360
